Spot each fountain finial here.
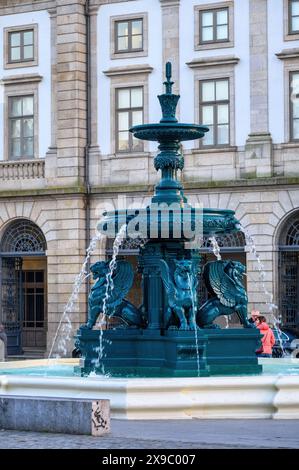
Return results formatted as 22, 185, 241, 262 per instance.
164, 62, 174, 95
158, 61, 180, 123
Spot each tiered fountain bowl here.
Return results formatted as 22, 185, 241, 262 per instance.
76, 63, 262, 377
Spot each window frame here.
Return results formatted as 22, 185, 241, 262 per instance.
115, 18, 144, 54
8, 95, 35, 160
194, 2, 234, 51
115, 86, 144, 153
8, 29, 34, 64
199, 7, 229, 45
110, 13, 148, 60
289, 71, 299, 141
289, 0, 299, 35
199, 78, 230, 148
4, 24, 38, 69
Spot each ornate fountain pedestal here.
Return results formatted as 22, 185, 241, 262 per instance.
76, 63, 262, 378
77, 328, 261, 377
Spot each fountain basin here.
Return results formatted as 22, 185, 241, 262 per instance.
1, 359, 299, 420
129, 122, 209, 142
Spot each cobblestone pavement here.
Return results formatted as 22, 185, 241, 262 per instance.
0, 419, 299, 449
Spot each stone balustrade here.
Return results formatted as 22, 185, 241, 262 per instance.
0, 159, 45, 181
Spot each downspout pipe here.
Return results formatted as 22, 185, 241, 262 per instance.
85, 0, 91, 320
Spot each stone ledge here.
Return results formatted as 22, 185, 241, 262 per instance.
1, 176, 299, 199
186, 55, 240, 69
0, 395, 110, 435
1, 363, 298, 419
103, 64, 153, 77
276, 48, 299, 60
1, 74, 43, 86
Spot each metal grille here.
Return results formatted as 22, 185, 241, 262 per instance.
285, 219, 299, 246
200, 231, 245, 251
279, 251, 299, 327
0, 219, 46, 255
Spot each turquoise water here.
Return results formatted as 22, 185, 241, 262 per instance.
0, 360, 299, 377
0, 365, 77, 377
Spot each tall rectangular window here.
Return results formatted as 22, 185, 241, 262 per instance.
200, 79, 230, 147
8, 29, 34, 63
116, 87, 143, 152
199, 8, 229, 44
9, 95, 34, 159
290, 72, 299, 140
115, 19, 143, 53
289, 0, 299, 34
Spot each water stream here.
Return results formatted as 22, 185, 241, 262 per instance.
48, 233, 102, 361
187, 273, 201, 377
92, 224, 127, 373
237, 224, 286, 356
209, 236, 230, 328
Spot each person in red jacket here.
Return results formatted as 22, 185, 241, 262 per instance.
255, 316, 276, 358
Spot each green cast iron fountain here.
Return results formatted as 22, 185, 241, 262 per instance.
75, 63, 262, 377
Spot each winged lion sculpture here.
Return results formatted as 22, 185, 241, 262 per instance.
197, 260, 254, 328
82, 260, 143, 329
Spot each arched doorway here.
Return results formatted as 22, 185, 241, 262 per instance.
278, 214, 299, 329
0, 219, 47, 355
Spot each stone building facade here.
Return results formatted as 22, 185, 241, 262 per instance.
0, 0, 299, 356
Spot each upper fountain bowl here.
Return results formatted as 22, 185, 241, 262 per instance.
130, 122, 209, 143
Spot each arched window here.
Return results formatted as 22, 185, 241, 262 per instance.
0, 219, 46, 256
278, 214, 299, 328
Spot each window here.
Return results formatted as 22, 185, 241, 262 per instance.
194, 3, 233, 51
4, 24, 38, 69
290, 72, 299, 140
116, 87, 143, 152
115, 19, 143, 53
289, 0, 299, 34
8, 29, 34, 63
199, 7, 229, 44
9, 95, 34, 159
200, 79, 230, 146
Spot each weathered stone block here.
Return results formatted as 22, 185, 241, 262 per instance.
0, 396, 110, 436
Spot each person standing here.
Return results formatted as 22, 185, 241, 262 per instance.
249, 309, 260, 325
255, 316, 275, 358
0, 323, 7, 361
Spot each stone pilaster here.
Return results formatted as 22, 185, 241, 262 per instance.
243, 0, 273, 178
160, 0, 180, 98
88, 4, 101, 184
47, 0, 87, 187
45, 7, 58, 181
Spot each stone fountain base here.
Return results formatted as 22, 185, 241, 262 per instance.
1, 358, 299, 420
76, 327, 262, 377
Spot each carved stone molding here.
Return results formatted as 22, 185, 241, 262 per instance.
1, 74, 43, 86
187, 56, 240, 69
276, 48, 299, 60
103, 64, 153, 77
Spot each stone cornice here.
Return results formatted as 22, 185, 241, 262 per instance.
103, 64, 153, 77
276, 48, 299, 60
187, 55, 240, 69
1, 74, 43, 86
0, 0, 55, 14
1, 176, 299, 199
